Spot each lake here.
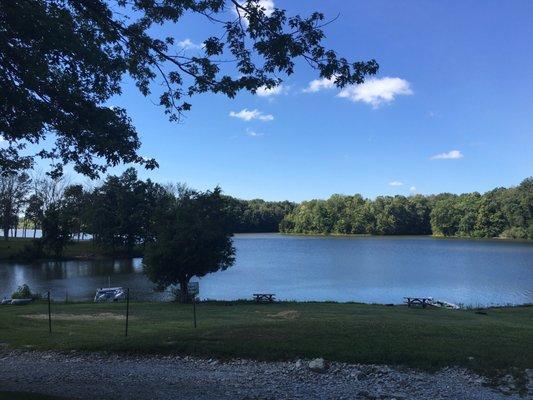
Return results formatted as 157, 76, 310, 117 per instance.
1, 234, 532, 306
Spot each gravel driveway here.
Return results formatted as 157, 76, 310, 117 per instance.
0, 350, 528, 399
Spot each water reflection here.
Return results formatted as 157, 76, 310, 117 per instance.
0, 259, 160, 302
36, 259, 138, 280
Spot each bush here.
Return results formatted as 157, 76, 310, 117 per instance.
12, 284, 34, 299
500, 227, 527, 240
11, 284, 41, 300
16, 240, 45, 261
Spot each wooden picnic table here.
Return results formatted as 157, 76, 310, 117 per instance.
253, 293, 275, 303
404, 297, 432, 308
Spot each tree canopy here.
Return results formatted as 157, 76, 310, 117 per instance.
224, 196, 295, 232
280, 178, 533, 240
0, 0, 378, 177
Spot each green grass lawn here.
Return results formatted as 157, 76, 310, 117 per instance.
1, 301, 531, 373
0, 238, 141, 261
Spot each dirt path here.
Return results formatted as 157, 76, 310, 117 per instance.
0, 350, 525, 400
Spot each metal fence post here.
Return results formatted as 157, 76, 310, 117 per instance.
47, 290, 52, 333
193, 296, 197, 328
125, 288, 130, 337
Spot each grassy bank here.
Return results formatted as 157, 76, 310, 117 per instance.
1, 301, 531, 373
0, 238, 142, 261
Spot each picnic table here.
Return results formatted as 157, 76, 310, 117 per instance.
253, 293, 275, 303
404, 297, 432, 308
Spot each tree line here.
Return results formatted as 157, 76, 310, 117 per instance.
1, 169, 531, 259
280, 178, 532, 240
0, 168, 294, 257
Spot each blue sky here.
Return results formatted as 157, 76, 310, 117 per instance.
42, 1, 533, 201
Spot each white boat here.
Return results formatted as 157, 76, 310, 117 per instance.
94, 287, 126, 302
427, 298, 459, 309
10, 298, 32, 305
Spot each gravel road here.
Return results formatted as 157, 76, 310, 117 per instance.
0, 350, 529, 399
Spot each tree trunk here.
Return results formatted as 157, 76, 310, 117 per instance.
3, 227, 8, 241
33, 226, 37, 238
178, 277, 190, 303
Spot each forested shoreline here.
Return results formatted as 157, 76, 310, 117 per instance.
0, 168, 295, 259
1, 168, 531, 261
280, 178, 532, 240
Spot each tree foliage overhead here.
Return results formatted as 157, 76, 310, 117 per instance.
0, 0, 379, 177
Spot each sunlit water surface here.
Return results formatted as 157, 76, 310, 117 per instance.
1, 234, 532, 306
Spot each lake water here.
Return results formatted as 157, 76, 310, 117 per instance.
1, 234, 532, 306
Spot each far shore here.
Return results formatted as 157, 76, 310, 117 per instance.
278, 231, 533, 242
1, 234, 531, 263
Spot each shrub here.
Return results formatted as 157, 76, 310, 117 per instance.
12, 284, 34, 299
16, 240, 45, 261
500, 227, 527, 240
11, 284, 41, 300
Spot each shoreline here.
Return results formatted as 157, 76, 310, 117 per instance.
277, 232, 533, 243
2, 234, 531, 263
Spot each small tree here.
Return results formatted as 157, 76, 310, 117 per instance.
0, 171, 31, 240
12, 284, 35, 299
143, 187, 235, 303
25, 194, 44, 238
63, 184, 86, 241
41, 202, 73, 257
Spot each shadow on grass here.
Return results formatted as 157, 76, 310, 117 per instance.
0, 392, 70, 400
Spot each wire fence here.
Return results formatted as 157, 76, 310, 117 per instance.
3, 287, 204, 338
5, 285, 175, 303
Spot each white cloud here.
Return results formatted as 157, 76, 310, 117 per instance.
303, 77, 336, 93
246, 129, 264, 137
410, 186, 417, 192
178, 38, 203, 50
233, 0, 275, 26
430, 150, 464, 160
256, 84, 283, 97
338, 77, 413, 108
0, 135, 4, 142
389, 181, 404, 187
229, 108, 274, 122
